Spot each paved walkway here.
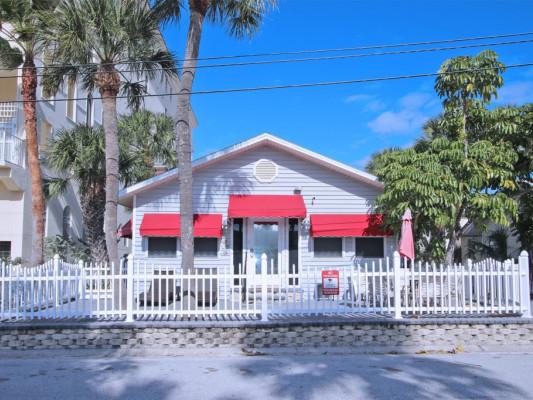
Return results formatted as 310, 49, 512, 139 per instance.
1, 350, 532, 399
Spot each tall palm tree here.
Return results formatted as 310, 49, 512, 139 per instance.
155, 0, 277, 273
41, 0, 177, 269
46, 111, 177, 264
0, 0, 58, 266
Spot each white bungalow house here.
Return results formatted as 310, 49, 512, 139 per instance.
118, 133, 395, 286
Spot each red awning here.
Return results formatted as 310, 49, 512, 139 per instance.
117, 219, 132, 239
139, 214, 223, 237
310, 214, 391, 237
228, 195, 307, 218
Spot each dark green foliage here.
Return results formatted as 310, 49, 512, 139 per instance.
370, 51, 520, 263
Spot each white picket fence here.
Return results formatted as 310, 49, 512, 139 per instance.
0, 252, 530, 322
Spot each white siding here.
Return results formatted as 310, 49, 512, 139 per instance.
133, 144, 392, 270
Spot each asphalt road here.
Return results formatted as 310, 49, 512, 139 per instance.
1, 350, 532, 399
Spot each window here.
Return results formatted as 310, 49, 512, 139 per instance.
355, 237, 384, 258
314, 237, 342, 258
0, 241, 11, 260
66, 79, 76, 121
39, 120, 53, 154
194, 238, 218, 257
148, 237, 177, 258
62, 206, 72, 240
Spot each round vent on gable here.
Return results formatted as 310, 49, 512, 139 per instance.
254, 159, 278, 183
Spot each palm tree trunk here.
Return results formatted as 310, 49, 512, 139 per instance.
22, 57, 45, 266
81, 186, 107, 264
97, 68, 121, 272
178, 7, 206, 273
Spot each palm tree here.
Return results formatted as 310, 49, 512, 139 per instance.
155, 0, 277, 273
46, 111, 177, 264
41, 0, 177, 269
0, 0, 58, 265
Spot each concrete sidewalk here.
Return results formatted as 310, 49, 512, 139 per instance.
1, 349, 532, 399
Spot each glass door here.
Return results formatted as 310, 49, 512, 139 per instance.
253, 221, 279, 275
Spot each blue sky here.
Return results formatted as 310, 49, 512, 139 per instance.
162, 0, 533, 171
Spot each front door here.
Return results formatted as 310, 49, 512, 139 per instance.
247, 219, 284, 286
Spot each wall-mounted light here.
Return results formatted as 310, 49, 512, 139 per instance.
301, 217, 311, 233
293, 187, 302, 195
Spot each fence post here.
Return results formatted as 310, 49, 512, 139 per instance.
519, 251, 531, 318
78, 259, 84, 301
393, 251, 402, 319
53, 254, 60, 309
126, 254, 134, 322
261, 253, 268, 322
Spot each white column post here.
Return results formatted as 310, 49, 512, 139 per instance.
519, 251, 531, 318
261, 253, 268, 322
53, 254, 60, 308
125, 254, 134, 322
393, 251, 402, 319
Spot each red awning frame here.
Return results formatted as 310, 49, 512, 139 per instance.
228, 194, 307, 218
310, 214, 391, 237
117, 219, 132, 239
139, 213, 223, 238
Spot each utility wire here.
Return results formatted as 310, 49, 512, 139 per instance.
1, 38, 532, 79
1, 62, 531, 105
1, 31, 533, 72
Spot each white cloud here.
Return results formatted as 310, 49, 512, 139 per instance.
368, 109, 430, 135
495, 81, 533, 105
344, 93, 386, 112
364, 99, 386, 112
345, 94, 373, 103
367, 90, 439, 135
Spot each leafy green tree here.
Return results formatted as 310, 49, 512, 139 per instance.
0, 0, 58, 265
371, 51, 519, 264
41, 0, 176, 268
154, 0, 277, 272
46, 111, 176, 263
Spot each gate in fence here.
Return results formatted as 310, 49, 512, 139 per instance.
0, 252, 531, 322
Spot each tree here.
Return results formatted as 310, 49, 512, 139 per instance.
46, 111, 176, 263
0, 0, 58, 265
154, 0, 277, 273
41, 0, 176, 269
371, 51, 519, 264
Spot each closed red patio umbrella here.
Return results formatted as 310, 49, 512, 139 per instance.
398, 209, 415, 260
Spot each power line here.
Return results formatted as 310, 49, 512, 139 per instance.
1, 31, 533, 72
1, 38, 532, 79
1, 62, 530, 105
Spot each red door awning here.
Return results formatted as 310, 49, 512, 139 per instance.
228, 195, 307, 218
117, 219, 132, 239
139, 214, 223, 237
310, 214, 391, 237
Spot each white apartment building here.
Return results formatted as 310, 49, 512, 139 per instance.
0, 35, 188, 263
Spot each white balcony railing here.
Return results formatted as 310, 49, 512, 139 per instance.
0, 102, 25, 167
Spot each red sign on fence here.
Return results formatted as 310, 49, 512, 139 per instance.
321, 270, 340, 296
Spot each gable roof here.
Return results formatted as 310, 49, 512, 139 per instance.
118, 133, 383, 206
